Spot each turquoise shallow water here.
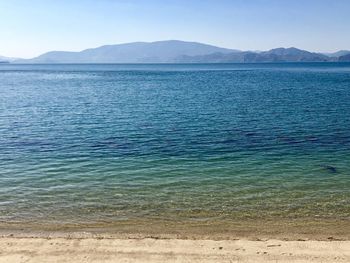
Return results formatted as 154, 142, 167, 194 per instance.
0, 63, 349, 226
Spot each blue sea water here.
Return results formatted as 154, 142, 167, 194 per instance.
0, 63, 349, 226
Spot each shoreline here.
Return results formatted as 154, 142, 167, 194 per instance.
1, 218, 349, 241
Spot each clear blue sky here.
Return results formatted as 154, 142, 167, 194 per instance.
1, 0, 349, 58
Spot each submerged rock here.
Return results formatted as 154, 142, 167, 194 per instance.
322, 165, 338, 173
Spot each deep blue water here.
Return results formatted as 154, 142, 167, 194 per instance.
0, 63, 349, 225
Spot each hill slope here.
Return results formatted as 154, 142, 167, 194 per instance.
338, 54, 350, 62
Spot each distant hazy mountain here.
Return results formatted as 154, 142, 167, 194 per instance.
338, 54, 350, 62
12, 41, 350, 63
324, 50, 350, 58
255, 48, 330, 62
18, 40, 238, 63
0, 55, 19, 63
175, 47, 331, 63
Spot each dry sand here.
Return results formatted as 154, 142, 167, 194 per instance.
1, 220, 349, 262
0, 237, 349, 263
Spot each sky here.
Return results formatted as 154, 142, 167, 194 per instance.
0, 0, 349, 58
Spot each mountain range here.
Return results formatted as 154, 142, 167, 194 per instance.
3, 40, 350, 63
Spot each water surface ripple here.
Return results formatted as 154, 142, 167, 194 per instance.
0, 63, 349, 226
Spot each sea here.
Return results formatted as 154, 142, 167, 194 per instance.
0, 63, 349, 230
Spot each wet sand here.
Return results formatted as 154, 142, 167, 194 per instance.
1, 218, 349, 240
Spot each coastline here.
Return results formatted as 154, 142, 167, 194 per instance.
1, 218, 349, 241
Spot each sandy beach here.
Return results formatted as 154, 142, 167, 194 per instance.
0, 236, 349, 263
1, 219, 349, 262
